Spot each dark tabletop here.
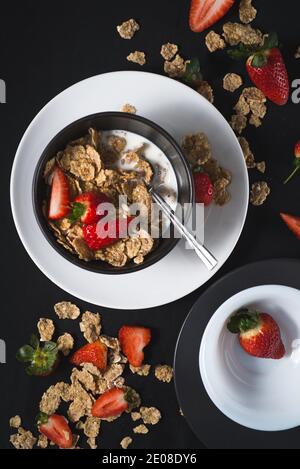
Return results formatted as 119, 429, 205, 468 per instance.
1, 0, 300, 450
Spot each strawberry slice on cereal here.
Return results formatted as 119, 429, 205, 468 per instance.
119, 326, 151, 367
82, 216, 134, 251
36, 412, 73, 449
70, 340, 108, 371
69, 192, 112, 225
48, 166, 70, 220
92, 387, 135, 419
16, 335, 59, 376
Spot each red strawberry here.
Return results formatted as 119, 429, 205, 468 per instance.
82, 216, 134, 251
246, 48, 289, 106
280, 213, 300, 240
48, 167, 70, 220
119, 326, 151, 367
36, 412, 73, 449
227, 309, 285, 359
193, 171, 214, 206
189, 0, 235, 33
92, 387, 131, 419
70, 192, 111, 224
284, 141, 300, 184
70, 340, 107, 370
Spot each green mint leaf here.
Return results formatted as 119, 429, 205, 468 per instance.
183, 58, 203, 85
68, 202, 85, 222
16, 345, 34, 363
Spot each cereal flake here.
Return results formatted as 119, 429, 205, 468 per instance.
205, 31, 226, 52
250, 181, 271, 206
238, 137, 256, 169
140, 407, 161, 425
37, 434, 48, 449
54, 302, 80, 320
160, 43, 178, 61
9, 415, 21, 429
37, 318, 55, 342
80, 311, 101, 343
154, 365, 173, 383
182, 132, 212, 166
223, 73, 243, 92
223, 22, 263, 46
133, 424, 149, 434
10, 428, 37, 450
121, 103, 137, 114
164, 54, 186, 78
197, 81, 214, 103
239, 0, 257, 24
131, 412, 141, 422
129, 364, 151, 376
230, 114, 247, 135
127, 51, 146, 66
120, 436, 132, 449
57, 333, 74, 356
256, 161, 266, 174
117, 19, 140, 40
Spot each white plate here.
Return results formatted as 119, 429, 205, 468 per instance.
10, 71, 248, 309
200, 285, 300, 431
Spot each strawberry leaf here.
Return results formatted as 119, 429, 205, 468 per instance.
16, 345, 34, 363
69, 202, 85, 222
262, 32, 279, 50
251, 53, 268, 68
29, 334, 39, 349
227, 309, 260, 334
16, 336, 59, 376
183, 58, 203, 85
36, 412, 49, 428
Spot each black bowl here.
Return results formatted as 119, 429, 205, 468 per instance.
33, 112, 194, 275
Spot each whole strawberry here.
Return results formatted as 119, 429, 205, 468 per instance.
284, 141, 300, 184
227, 308, 285, 360
229, 33, 289, 106
193, 170, 214, 206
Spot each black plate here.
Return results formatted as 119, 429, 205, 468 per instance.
174, 259, 300, 449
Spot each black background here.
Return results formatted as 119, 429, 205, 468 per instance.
1, 0, 300, 450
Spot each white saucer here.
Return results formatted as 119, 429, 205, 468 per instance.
200, 285, 300, 431
10, 71, 248, 309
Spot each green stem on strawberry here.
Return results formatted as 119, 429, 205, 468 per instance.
16, 334, 59, 376
183, 57, 203, 86
284, 164, 300, 184
227, 308, 260, 334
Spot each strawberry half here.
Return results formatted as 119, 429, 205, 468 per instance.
280, 213, 300, 240
119, 326, 151, 367
227, 309, 285, 360
92, 387, 133, 419
48, 166, 70, 220
69, 192, 111, 225
193, 170, 214, 206
189, 0, 235, 33
82, 216, 134, 251
228, 33, 289, 106
70, 340, 107, 370
36, 412, 73, 449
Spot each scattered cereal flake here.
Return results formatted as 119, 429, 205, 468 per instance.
39, 384, 62, 415
182, 132, 212, 166
129, 364, 151, 376
295, 47, 300, 59
154, 365, 173, 383
230, 114, 247, 134
243, 87, 267, 118
103, 364, 124, 386
37, 318, 55, 342
83, 417, 101, 438
205, 31, 226, 52
127, 51, 146, 66
164, 54, 187, 78
100, 335, 120, 350
10, 428, 37, 449
68, 382, 94, 422
9, 415, 21, 429
256, 161, 266, 174
223, 22, 263, 46
54, 301, 80, 320
223, 73, 243, 92
80, 311, 101, 343
117, 19, 140, 40
71, 367, 97, 393
239, 0, 257, 24
37, 434, 48, 449
57, 333, 74, 356
234, 95, 250, 116
87, 437, 97, 449
81, 362, 102, 377
160, 42, 178, 60
120, 436, 132, 449
133, 424, 149, 434
131, 412, 141, 422
249, 114, 262, 127
121, 103, 137, 114
197, 81, 214, 103
140, 407, 161, 425
250, 181, 271, 206
238, 137, 256, 169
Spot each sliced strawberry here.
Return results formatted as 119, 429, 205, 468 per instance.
70, 340, 107, 370
48, 166, 70, 220
189, 0, 235, 33
92, 387, 132, 419
82, 216, 134, 251
70, 192, 111, 224
284, 141, 300, 184
119, 326, 151, 367
36, 413, 73, 449
280, 213, 300, 240
227, 309, 285, 360
193, 170, 214, 206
